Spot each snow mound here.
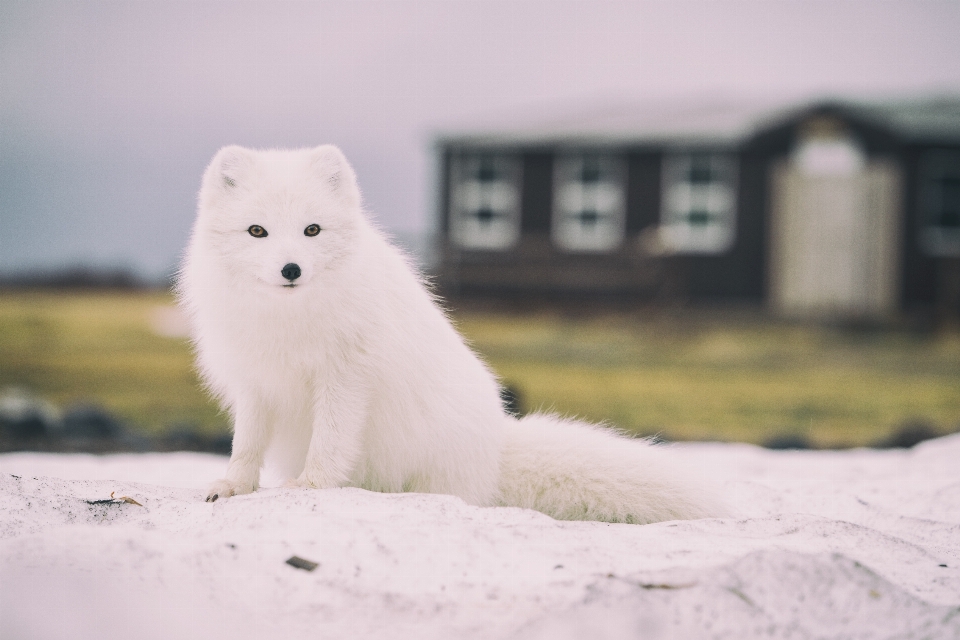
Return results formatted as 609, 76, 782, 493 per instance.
1, 437, 959, 639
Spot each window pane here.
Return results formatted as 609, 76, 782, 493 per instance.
450, 154, 521, 250
919, 151, 960, 256
933, 177, 960, 229
660, 153, 737, 254
552, 154, 626, 252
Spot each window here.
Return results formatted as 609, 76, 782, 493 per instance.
449, 153, 521, 250
919, 151, 960, 257
552, 154, 626, 252
660, 153, 737, 254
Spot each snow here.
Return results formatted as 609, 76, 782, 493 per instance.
1, 437, 959, 639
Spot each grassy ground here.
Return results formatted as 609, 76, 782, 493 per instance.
456, 312, 960, 447
1, 290, 958, 447
0, 290, 225, 435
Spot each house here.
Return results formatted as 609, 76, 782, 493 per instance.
432, 98, 960, 323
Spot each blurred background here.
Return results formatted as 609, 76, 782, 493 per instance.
2, 0, 959, 453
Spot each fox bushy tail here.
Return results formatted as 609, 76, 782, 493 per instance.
498, 414, 728, 524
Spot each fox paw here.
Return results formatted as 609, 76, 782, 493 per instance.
285, 469, 344, 491
282, 477, 308, 489
205, 478, 255, 502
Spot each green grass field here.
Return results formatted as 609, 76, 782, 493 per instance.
456, 312, 960, 447
1, 290, 958, 447
0, 290, 225, 435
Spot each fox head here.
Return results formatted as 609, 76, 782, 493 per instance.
192, 145, 363, 291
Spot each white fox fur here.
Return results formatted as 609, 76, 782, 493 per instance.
178, 145, 726, 524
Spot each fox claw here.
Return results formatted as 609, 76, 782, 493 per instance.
204, 478, 255, 502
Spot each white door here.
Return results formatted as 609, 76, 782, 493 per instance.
769, 133, 900, 320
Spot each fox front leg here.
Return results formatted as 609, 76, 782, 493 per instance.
206, 395, 273, 502
291, 374, 367, 490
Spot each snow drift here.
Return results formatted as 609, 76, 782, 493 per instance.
1, 435, 959, 639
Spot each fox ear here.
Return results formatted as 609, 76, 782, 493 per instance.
311, 145, 360, 202
208, 145, 254, 190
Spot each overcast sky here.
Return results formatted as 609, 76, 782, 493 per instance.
3, 1, 960, 278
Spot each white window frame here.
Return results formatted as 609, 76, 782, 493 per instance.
552, 153, 626, 252
660, 152, 738, 254
918, 150, 960, 257
449, 153, 522, 251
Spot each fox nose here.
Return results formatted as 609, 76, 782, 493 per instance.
281, 263, 301, 281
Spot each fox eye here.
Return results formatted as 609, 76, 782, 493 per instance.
248, 225, 268, 238
304, 224, 321, 237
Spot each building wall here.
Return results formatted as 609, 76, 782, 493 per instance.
439, 145, 665, 300
438, 143, 765, 303
625, 152, 661, 234
437, 106, 960, 319
520, 152, 552, 234
683, 149, 767, 301
898, 142, 960, 323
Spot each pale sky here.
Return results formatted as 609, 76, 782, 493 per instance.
3, 1, 960, 278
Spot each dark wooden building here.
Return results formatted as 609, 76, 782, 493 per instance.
433, 98, 960, 322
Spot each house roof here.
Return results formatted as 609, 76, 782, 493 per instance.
435, 96, 960, 148
855, 98, 960, 142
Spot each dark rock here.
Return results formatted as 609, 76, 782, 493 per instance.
160, 425, 207, 451
209, 433, 232, 454
115, 430, 154, 452
0, 388, 59, 439
61, 404, 123, 438
878, 420, 940, 449
158, 424, 231, 454
0, 415, 47, 439
764, 433, 814, 450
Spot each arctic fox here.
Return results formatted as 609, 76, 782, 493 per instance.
178, 145, 726, 524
